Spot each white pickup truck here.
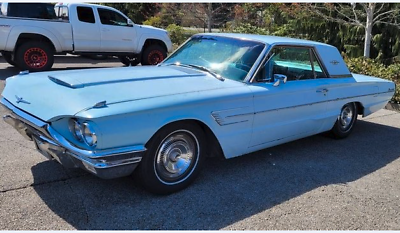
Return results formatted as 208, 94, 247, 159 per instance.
0, 3, 173, 71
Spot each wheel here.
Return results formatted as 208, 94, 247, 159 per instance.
136, 122, 206, 194
141, 44, 167, 65
15, 41, 54, 72
330, 102, 358, 139
2, 52, 17, 67
118, 55, 139, 66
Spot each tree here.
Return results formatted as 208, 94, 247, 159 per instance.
181, 3, 235, 32
101, 3, 160, 24
296, 3, 400, 58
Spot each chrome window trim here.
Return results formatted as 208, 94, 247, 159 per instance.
248, 44, 330, 83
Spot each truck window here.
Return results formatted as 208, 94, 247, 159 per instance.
6, 3, 57, 19
97, 8, 128, 26
77, 6, 95, 23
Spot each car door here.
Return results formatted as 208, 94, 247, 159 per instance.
248, 46, 331, 148
71, 5, 101, 52
96, 7, 136, 52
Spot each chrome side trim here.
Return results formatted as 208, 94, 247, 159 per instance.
254, 90, 394, 115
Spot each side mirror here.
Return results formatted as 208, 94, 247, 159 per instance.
127, 19, 134, 27
273, 74, 287, 87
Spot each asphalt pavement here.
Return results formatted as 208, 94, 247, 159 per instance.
1, 56, 400, 230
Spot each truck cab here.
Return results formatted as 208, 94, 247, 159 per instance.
0, 3, 172, 71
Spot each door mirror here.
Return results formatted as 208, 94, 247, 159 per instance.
127, 19, 134, 27
273, 74, 287, 87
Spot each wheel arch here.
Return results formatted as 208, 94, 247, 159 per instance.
147, 119, 224, 159
16, 33, 56, 52
354, 101, 365, 116
140, 37, 168, 54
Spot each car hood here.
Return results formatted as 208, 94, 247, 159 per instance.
1, 66, 244, 121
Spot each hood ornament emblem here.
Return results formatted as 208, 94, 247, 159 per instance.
15, 95, 31, 104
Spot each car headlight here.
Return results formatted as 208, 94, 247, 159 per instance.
82, 122, 97, 147
69, 119, 83, 141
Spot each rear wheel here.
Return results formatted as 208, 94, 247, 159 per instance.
141, 44, 167, 65
330, 102, 358, 139
16, 41, 54, 72
118, 55, 139, 66
135, 122, 206, 194
2, 52, 17, 67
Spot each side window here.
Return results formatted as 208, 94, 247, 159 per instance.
269, 47, 314, 81
77, 6, 95, 23
97, 8, 128, 26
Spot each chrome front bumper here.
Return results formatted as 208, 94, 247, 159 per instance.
0, 97, 146, 179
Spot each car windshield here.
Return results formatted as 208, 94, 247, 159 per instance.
162, 35, 265, 82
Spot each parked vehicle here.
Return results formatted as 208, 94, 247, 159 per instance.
0, 33, 395, 194
0, 3, 172, 71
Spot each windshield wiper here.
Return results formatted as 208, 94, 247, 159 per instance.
179, 63, 225, 81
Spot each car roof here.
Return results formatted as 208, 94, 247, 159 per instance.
200, 33, 333, 48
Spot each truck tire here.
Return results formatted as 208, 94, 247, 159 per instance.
141, 45, 167, 65
16, 41, 54, 72
2, 52, 17, 67
118, 55, 139, 66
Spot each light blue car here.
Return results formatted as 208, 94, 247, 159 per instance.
0, 33, 395, 194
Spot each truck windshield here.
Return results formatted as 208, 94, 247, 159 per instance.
162, 35, 265, 82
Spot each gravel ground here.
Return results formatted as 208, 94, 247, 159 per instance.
1, 56, 400, 230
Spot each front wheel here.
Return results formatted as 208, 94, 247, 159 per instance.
330, 102, 358, 139
135, 122, 206, 194
15, 41, 54, 72
141, 45, 167, 65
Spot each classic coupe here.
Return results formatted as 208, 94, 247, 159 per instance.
0, 33, 395, 194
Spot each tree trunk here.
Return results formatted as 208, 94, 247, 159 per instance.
207, 3, 212, 33
363, 3, 375, 58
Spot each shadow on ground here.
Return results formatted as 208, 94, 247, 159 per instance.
0, 56, 120, 80
31, 120, 400, 229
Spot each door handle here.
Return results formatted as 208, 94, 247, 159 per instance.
102, 28, 110, 32
316, 88, 329, 93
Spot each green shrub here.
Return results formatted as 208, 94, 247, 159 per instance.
227, 23, 269, 35
143, 16, 163, 28
345, 57, 400, 103
166, 24, 191, 46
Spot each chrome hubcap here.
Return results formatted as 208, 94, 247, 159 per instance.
154, 130, 199, 185
339, 105, 354, 130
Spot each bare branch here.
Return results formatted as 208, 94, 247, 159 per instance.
373, 9, 399, 23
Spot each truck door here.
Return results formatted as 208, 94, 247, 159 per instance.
70, 5, 101, 52
95, 7, 136, 53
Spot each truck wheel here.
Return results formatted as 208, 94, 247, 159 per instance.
141, 45, 167, 65
118, 55, 139, 66
2, 52, 17, 67
16, 41, 54, 72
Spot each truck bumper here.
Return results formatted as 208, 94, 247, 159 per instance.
1, 97, 146, 179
